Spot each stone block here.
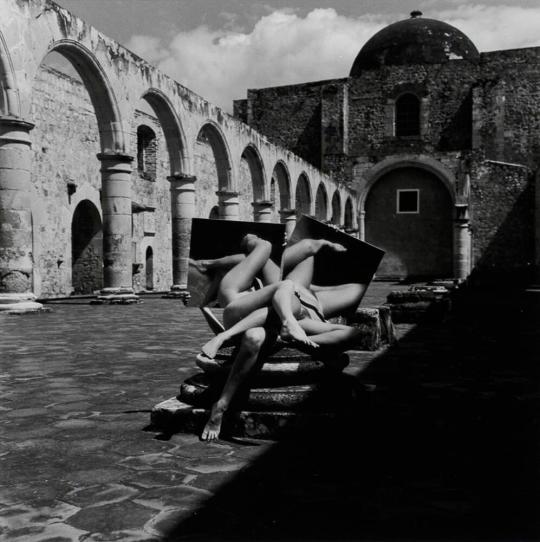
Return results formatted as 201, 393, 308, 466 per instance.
345, 306, 396, 350
385, 287, 452, 323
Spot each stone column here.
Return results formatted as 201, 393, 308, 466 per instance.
453, 203, 471, 281
96, 152, 138, 303
216, 190, 239, 221
358, 210, 366, 241
252, 200, 274, 223
166, 173, 196, 301
0, 117, 43, 313
279, 208, 297, 238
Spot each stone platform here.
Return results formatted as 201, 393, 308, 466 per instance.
151, 345, 361, 439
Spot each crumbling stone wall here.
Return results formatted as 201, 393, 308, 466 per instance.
469, 159, 534, 280
30, 66, 174, 296
130, 109, 172, 292
238, 156, 255, 221
30, 65, 101, 296
193, 139, 219, 219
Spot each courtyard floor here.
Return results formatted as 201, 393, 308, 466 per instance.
0, 282, 538, 541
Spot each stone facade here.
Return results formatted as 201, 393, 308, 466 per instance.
235, 15, 540, 282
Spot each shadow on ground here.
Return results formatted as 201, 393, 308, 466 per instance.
163, 287, 539, 541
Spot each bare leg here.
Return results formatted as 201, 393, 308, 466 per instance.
272, 280, 318, 348
314, 283, 367, 318
299, 318, 363, 348
218, 236, 272, 306
201, 327, 268, 441
200, 307, 271, 359
190, 254, 245, 274
282, 239, 346, 281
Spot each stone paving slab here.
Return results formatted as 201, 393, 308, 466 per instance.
0, 282, 538, 540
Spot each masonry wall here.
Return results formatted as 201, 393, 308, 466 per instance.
30, 65, 175, 296
30, 65, 102, 296
241, 81, 332, 169
469, 159, 535, 280
130, 109, 173, 292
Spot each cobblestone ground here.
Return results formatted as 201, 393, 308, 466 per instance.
0, 283, 538, 541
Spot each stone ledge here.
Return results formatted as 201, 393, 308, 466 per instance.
385, 286, 452, 323
151, 397, 362, 440
0, 293, 49, 314
90, 294, 141, 305
336, 305, 396, 350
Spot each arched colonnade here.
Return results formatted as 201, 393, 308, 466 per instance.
0, 0, 356, 301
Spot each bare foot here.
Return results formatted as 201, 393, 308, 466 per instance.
189, 259, 209, 274
280, 319, 319, 348
200, 334, 225, 360
201, 403, 225, 441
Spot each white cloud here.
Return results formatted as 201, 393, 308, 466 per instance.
126, 4, 540, 113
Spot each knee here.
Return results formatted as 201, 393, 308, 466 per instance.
278, 279, 295, 291
242, 327, 266, 353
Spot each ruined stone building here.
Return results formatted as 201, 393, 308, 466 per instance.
0, 0, 355, 308
1, 3, 539, 311
235, 11, 540, 283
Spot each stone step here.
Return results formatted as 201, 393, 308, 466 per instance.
179, 372, 359, 412
196, 345, 349, 383
152, 394, 366, 440
385, 287, 452, 323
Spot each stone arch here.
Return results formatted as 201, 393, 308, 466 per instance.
0, 31, 19, 116
295, 173, 312, 218
271, 160, 292, 208
42, 40, 124, 153
71, 199, 102, 294
145, 245, 154, 290
315, 183, 329, 222
360, 155, 456, 211
141, 89, 189, 175
196, 121, 233, 191
363, 163, 454, 279
331, 190, 342, 225
241, 144, 266, 202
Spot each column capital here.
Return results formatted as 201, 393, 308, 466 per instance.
0, 116, 35, 145
0, 116, 35, 132
454, 202, 469, 222
216, 189, 239, 198
252, 199, 273, 209
97, 152, 134, 164
167, 173, 197, 184
279, 208, 296, 217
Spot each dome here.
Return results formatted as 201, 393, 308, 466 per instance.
350, 12, 479, 76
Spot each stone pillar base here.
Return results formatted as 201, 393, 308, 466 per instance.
0, 293, 48, 314
162, 285, 191, 305
91, 288, 140, 305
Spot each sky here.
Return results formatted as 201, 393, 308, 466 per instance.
52, 0, 540, 112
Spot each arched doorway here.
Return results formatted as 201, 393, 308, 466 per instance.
295, 174, 312, 218
315, 183, 328, 222
145, 246, 154, 290
71, 200, 102, 294
365, 167, 453, 279
331, 191, 342, 225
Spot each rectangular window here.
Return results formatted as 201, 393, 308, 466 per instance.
397, 189, 420, 214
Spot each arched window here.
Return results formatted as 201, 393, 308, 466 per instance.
395, 93, 420, 137
137, 125, 157, 180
